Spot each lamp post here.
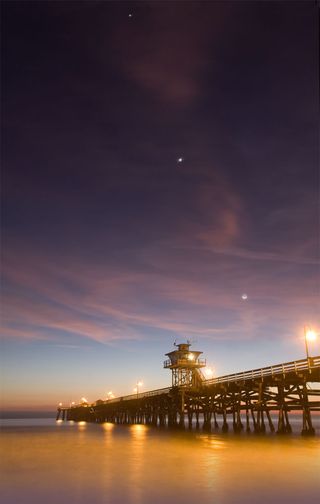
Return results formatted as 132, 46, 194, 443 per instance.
134, 381, 143, 398
304, 326, 317, 362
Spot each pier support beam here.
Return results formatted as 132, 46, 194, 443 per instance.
301, 382, 315, 436
276, 383, 291, 434
222, 408, 228, 432
213, 409, 219, 429
265, 408, 275, 433
178, 390, 185, 430
58, 356, 320, 435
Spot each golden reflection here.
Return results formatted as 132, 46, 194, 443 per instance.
206, 438, 226, 450
197, 434, 226, 452
197, 435, 223, 489
102, 422, 115, 449
3, 421, 319, 504
56, 419, 63, 423
130, 424, 147, 439
102, 422, 114, 432
128, 424, 148, 503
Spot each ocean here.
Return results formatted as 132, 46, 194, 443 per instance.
1, 416, 319, 504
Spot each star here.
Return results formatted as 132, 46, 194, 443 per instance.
177, 157, 184, 163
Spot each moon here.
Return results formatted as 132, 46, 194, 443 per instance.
241, 293, 248, 300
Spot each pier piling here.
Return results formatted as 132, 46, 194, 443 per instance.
58, 347, 320, 437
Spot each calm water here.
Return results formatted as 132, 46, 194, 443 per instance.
1, 417, 319, 504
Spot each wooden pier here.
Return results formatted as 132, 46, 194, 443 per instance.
57, 344, 320, 436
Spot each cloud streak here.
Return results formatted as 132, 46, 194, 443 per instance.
114, 3, 228, 106
2, 150, 318, 349
2, 229, 318, 348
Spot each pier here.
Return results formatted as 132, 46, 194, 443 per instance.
57, 343, 320, 435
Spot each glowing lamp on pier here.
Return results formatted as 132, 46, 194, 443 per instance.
304, 326, 318, 360
134, 381, 143, 397
204, 367, 214, 378
164, 341, 206, 388
305, 329, 316, 342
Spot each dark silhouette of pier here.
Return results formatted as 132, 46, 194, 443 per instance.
57, 343, 320, 435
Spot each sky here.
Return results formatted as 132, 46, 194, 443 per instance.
1, 1, 319, 411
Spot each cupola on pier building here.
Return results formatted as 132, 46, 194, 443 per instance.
164, 342, 206, 388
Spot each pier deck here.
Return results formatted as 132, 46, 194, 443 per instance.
57, 356, 320, 435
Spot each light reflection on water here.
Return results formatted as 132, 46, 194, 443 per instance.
0, 418, 319, 504
102, 422, 114, 432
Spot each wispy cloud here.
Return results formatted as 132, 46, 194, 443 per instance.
2, 230, 318, 347
2, 152, 318, 346
183, 244, 319, 266
113, 4, 228, 106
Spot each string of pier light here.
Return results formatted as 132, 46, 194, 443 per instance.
203, 367, 214, 378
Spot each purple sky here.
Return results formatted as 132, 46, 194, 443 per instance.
1, 1, 319, 410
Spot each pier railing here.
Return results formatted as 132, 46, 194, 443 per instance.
95, 386, 172, 406
78, 356, 320, 408
62, 355, 320, 434
204, 356, 320, 386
